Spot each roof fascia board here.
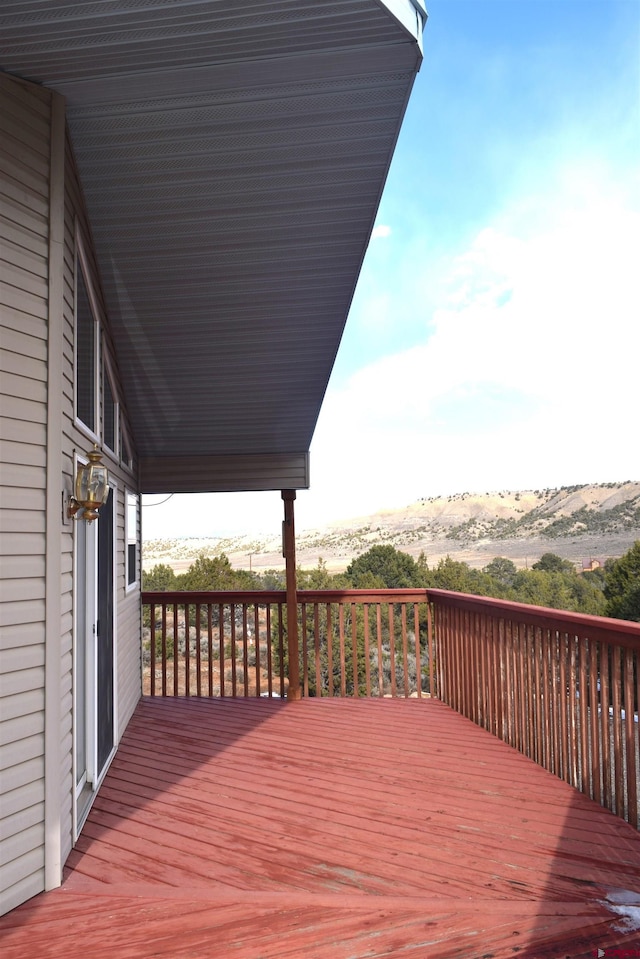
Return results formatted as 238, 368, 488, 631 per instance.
139, 452, 310, 495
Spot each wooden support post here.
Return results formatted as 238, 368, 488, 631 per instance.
282, 490, 301, 700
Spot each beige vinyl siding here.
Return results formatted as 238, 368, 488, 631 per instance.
1, 71, 142, 917
58, 145, 83, 860
0, 73, 51, 915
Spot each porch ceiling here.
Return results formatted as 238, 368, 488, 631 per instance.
0, 1, 425, 493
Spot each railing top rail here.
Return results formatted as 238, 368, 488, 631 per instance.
142, 588, 430, 605
143, 590, 287, 604
298, 588, 429, 603
426, 588, 640, 648
142, 588, 640, 647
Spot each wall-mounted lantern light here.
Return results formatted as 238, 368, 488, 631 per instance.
68, 446, 110, 522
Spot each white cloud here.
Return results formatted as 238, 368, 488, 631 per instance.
371, 224, 392, 239
296, 178, 640, 528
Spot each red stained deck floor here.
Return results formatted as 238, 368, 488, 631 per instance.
2, 697, 640, 958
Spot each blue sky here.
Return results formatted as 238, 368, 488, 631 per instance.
143, 0, 640, 541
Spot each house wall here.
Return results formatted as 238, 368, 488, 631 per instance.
62, 129, 142, 740
0, 72, 142, 916
0, 72, 52, 916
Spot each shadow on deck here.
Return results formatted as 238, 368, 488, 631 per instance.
1, 697, 640, 958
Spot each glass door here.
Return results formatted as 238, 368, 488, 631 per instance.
96, 488, 114, 773
74, 512, 96, 828
74, 487, 115, 834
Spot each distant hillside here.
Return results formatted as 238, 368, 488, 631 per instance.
143, 482, 640, 574
409, 482, 640, 542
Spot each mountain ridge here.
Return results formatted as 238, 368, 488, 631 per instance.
144, 482, 640, 574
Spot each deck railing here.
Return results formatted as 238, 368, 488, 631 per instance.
142, 589, 432, 700
142, 588, 639, 826
429, 589, 640, 828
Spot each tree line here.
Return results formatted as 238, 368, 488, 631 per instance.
143, 541, 640, 622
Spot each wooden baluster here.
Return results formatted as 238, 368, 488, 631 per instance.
387, 604, 396, 699
525, 625, 533, 762
242, 604, 249, 697
218, 604, 225, 698
195, 603, 202, 697
184, 603, 190, 697
548, 629, 560, 777
494, 617, 509, 742
207, 604, 214, 696
401, 604, 409, 698
568, 635, 579, 788
414, 603, 421, 698
278, 603, 286, 698
470, 611, 479, 724
339, 602, 346, 697
161, 602, 168, 697
376, 604, 384, 697
266, 603, 273, 698
502, 619, 512, 747
589, 640, 602, 806
578, 637, 589, 795
600, 642, 612, 812
483, 612, 490, 727
612, 645, 624, 818
230, 605, 237, 697
254, 604, 261, 698
326, 603, 334, 698
517, 623, 528, 756
302, 603, 309, 697
172, 603, 178, 697
314, 603, 321, 697
351, 602, 359, 697
558, 633, 569, 782
150, 602, 156, 696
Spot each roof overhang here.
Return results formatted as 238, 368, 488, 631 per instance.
1, 1, 425, 493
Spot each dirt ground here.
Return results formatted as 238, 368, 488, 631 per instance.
143, 658, 286, 697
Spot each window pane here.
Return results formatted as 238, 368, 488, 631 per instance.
127, 543, 137, 587
127, 493, 138, 587
104, 370, 116, 451
76, 267, 95, 430
121, 421, 133, 469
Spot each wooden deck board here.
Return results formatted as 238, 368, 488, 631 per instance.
1, 697, 639, 958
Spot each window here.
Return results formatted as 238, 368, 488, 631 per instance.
103, 358, 118, 455
75, 262, 98, 435
121, 419, 134, 471
126, 492, 139, 590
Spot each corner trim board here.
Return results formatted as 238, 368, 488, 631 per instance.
44, 89, 66, 891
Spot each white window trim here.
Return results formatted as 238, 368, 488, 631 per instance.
120, 416, 135, 475
74, 224, 101, 445
125, 490, 140, 594
102, 350, 120, 459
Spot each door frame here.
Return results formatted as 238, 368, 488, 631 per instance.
72, 463, 118, 839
